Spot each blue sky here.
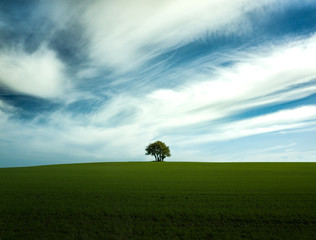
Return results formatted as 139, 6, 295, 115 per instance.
0, 0, 316, 167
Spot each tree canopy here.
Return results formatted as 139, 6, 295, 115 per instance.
145, 141, 171, 162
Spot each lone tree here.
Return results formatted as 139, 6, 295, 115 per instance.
145, 141, 171, 162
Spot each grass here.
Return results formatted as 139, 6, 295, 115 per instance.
0, 162, 316, 239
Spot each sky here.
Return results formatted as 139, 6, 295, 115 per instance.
0, 0, 316, 167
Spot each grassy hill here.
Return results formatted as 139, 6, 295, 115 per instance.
0, 162, 316, 239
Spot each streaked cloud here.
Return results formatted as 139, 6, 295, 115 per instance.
186, 105, 316, 143
0, 0, 315, 167
80, 0, 283, 73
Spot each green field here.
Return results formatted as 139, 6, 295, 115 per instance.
0, 162, 316, 239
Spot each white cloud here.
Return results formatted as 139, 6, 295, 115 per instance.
216, 147, 316, 162
1, 0, 316, 165
46, 34, 316, 156
142, 34, 316, 129
2, 33, 316, 164
77, 0, 280, 73
0, 46, 70, 98
156, 105, 316, 146
217, 106, 316, 141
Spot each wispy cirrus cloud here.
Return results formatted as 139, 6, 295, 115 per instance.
182, 105, 316, 144
2, 34, 316, 165
38, 0, 291, 77
0, 0, 316, 167
80, 0, 284, 74
143, 34, 316, 128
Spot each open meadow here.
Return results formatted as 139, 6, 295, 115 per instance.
0, 162, 316, 239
